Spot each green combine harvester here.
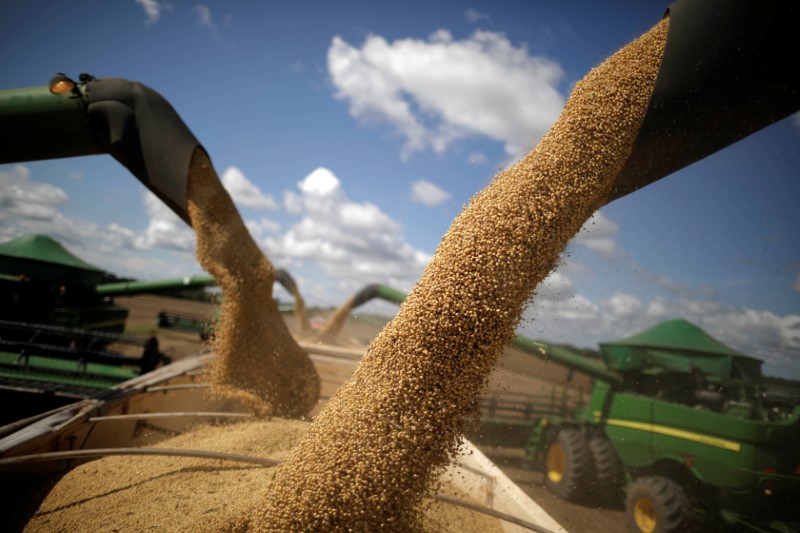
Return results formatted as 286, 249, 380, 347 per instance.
337, 285, 800, 532
0, 234, 216, 334
512, 321, 800, 533
0, 234, 218, 423
0, 232, 305, 425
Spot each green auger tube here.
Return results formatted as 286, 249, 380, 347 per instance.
350, 284, 408, 309
0, 74, 202, 225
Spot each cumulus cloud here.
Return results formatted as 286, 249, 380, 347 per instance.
534, 271, 576, 301
246, 218, 281, 240
521, 290, 602, 340
221, 167, 279, 210
270, 167, 431, 292
573, 210, 622, 260
327, 29, 565, 159
0, 165, 199, 280
410, 179, 452, 207
133, 192, 195, 252
604, 292, 643, 319
521, 279, 800, 379
0, 165, 68, 224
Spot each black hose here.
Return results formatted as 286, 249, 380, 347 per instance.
84, 78, 202, 224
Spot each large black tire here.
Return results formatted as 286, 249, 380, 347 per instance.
625, 476, 693, 533
588, 434, 625, 506
544, 427, 593, 502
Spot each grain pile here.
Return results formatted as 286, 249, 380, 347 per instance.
25, 420, 503, 533
186, 150, 319, 418
226, 17, 669, 532
24, 420, 305, 533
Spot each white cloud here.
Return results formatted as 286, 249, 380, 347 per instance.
299, 168, 340, 196
792, 272, 800, 293
327, 30, 565, 159
194, 4, 221, 41
221, 167, 279, 210
0, 165, 68, 223
645, 298, 670, 321
135, 0, 162, 25
521, 282, 800, 380
271, 167, 431, 294
246, 218, 281, 240
534, 271, 576, 300
3, 166, 797, 379
0, 165, 199, 280
521, 291, 602, 341
465, 8, 490, 24
573, 210, 621, 260
410, 179, 452, 207
604, 292, 643, 319
133, 192, 195, 252
468, 151, 488, 165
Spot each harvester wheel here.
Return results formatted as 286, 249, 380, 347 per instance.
544, 427, 593, 502
625, 476, 692, 533
588, 434, 625, 506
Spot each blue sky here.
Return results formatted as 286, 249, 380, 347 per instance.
2, 1, 798, 379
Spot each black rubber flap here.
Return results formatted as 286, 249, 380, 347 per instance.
83, 78, 202, 224
608, 0, 800, 203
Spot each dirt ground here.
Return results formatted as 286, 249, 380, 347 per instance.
117, 294, 628, 533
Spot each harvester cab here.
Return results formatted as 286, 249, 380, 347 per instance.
597, 319, 796, 421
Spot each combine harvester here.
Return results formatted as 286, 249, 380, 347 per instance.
512, 323, 800, 532
0, 232, 316, 424
0, 233, 211, 423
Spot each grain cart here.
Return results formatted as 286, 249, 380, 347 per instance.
514, 320, 800, 533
